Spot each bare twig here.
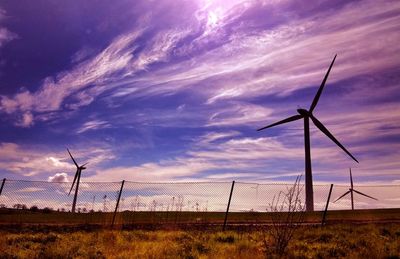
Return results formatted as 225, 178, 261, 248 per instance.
264, 175, 306, 256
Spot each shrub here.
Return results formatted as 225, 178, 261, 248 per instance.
263, 175, 305, 256
29, 206, 39, 212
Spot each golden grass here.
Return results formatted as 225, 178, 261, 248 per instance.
1, 223, 399, 258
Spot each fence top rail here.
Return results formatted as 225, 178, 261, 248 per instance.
3, 179, 234, 184
2, 179, 400, 187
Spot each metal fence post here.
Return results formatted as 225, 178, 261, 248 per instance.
321, 184, 334, 226
112, 180, 125, 227
223, 180, 235, 231
0, 178, 6, 196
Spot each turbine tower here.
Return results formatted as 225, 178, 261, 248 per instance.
67, 149, 88, 213
257, 55, 358, 211
334, 168, 377, 210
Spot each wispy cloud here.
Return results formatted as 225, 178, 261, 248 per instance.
0, 9, 17, 47
2, 0, 399, 129
0, 26, 193, 126
87, 132, 336, 182
0, 30, 142, 116
76, 120, 112, 134
0, 27, 16, 47
0, 143, 114, 178
206, 102, 273, 127
197, 131, 241, 144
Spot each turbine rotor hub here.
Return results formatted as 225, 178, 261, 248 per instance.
297, 109, 310, 117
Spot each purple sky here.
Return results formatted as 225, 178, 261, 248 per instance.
0, 0, 399, 184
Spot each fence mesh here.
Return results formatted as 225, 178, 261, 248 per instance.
0, 179, 399, 226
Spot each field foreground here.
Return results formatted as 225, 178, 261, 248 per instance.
1, 223, 400, 258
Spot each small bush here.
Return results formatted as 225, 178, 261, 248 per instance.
264, 175, 305, 256
29, 206, 39, 212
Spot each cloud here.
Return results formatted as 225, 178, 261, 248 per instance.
131, 28, 192, 71
84, 118, 400, 184
206, 102, 274, 127
111, 0, 400, 104
0, 9, 17, 47
86, 132, 331, 182
0, 30, 142, 114
198, 131, 241, 144
48, 173, 69, 183
88, 158, 216, 182
0, 27, 17, 47
0, 142, 114, 177
46, 157, 70, 168
2, 0, 399, 129
15, 112, 34, 128
0, 26, 192, 126
76, 120, 112, 134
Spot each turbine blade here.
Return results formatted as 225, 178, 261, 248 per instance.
310, 115, 359, 163
309, 54, 337, 113
67, 148, 79, 168
350, 168, 353, 189
334, 190, 351, 202
353, 189, 378, 200
81, 162, 89, 167
68, 169, 79, 196
257, 114, 303, 131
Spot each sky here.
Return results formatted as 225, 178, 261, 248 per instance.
0, 0, 399, 185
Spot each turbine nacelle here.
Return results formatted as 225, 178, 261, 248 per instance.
79, 163, 88, 170
297, 109, 310, 117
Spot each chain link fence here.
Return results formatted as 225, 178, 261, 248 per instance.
0, 179, 399, 226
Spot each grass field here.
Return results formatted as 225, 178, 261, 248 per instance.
1, 223, 400, 258
2, 208, 400, 258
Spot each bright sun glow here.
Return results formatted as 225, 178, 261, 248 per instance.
207, 11, 219, 27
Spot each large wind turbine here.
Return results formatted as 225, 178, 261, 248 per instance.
257, 55, 358, 211
67, 149, 88, 213
334, 168, 377, 210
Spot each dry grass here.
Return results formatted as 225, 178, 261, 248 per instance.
1, 223, 399, 258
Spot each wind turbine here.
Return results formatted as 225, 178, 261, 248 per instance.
67, 148, 88, 213
334, 168, 377, 210
257, 55, 358, 211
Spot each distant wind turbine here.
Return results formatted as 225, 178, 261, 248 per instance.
257, 55, 358, 211
334, 168, 377, 210
67, 148, 88, 213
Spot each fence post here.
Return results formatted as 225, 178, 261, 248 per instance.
0, 178, 6, 196
223, 180, 235, 231
321, 184, 334, 226
112, 180, 125, 227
